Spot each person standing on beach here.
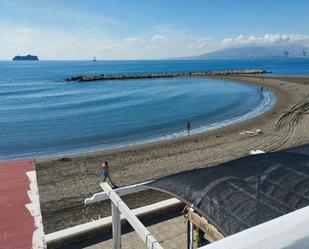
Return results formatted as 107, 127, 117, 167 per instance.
260, 86, 264, 97
187, 121, 191, 133
101, 161, 118, 188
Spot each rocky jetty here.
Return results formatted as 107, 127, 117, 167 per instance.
65, 70, 269, 82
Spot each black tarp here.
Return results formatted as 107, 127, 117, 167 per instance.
145, 144, 309, 237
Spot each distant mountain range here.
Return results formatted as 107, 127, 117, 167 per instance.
189, 45, 309, 59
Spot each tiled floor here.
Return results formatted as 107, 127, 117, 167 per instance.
85, 215, 187, 249
0, 160, 39, 249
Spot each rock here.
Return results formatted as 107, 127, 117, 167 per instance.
65, 70, 271, 82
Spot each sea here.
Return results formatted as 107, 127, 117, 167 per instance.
0, 58, 309, 160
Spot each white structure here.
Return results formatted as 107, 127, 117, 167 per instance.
48, 158, 309, 249
46, 198, 180, 244
47, 181, 181, 248
84, 181, 153, 204
250, 149, 265, 155
26, 170, 46, 249
101, 182, 164, 249
200, 205, 309, 249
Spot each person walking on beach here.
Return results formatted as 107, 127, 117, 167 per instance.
101, 161, 118, 188
187, 121, 191, 133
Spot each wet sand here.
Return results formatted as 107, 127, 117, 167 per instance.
36, 75, 309, 234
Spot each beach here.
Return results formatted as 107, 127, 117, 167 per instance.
36, 75, 309, 234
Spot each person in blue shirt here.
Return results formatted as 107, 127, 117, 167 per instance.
102, 161, 118, 188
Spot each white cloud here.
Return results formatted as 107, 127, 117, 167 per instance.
0, 21, 220, 60
0, 27, 120, 60
151, 34, 169, 43
222, 34, 309, 47
124, 36, 145, 45
3, 24, 308, 60
0, 26, 218, 59
188, 37, 214, 49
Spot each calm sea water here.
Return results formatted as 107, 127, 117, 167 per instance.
1, 58, 308, 160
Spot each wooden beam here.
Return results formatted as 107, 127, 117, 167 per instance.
185, 209, 224, 242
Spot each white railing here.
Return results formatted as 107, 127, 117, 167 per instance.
101, 182, 164, 249
84, 180, 153, 204
46, 180, 180, 246
45, 198, 179, 244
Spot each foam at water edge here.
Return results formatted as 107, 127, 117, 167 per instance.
123, 88, 276, 146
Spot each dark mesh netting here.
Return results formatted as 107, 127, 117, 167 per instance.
146, 144, 309, 236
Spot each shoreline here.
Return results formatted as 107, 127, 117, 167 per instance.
34, 78, 275, 162
36, 75, 309, 233
7, 83, 274, 162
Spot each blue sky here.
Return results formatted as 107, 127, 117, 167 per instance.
0, 0, 309, 59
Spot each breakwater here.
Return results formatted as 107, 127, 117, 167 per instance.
65, 69, 269, 82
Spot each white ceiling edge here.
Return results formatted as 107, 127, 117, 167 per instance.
201, 205, 309, 249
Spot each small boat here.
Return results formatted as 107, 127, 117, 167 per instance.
93, 56, 97, 62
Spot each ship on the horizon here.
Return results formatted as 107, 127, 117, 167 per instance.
12, 54, 39, 61
93, 56, 97, 62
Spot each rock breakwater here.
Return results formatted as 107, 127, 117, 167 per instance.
65, 70, 269, 82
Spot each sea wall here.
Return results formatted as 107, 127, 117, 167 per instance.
65, 70, 269, 82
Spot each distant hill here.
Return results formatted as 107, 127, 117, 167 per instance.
12, 55, 39, 61
191, 45, 309, 59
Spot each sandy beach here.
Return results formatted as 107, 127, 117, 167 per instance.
36, 75, 309, 234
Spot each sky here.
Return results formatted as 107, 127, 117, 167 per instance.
0, 0, 309, 60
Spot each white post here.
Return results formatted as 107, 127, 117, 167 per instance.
101, 182, 164, 249
112, 203, 121, 249
189, 221, 193, 249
